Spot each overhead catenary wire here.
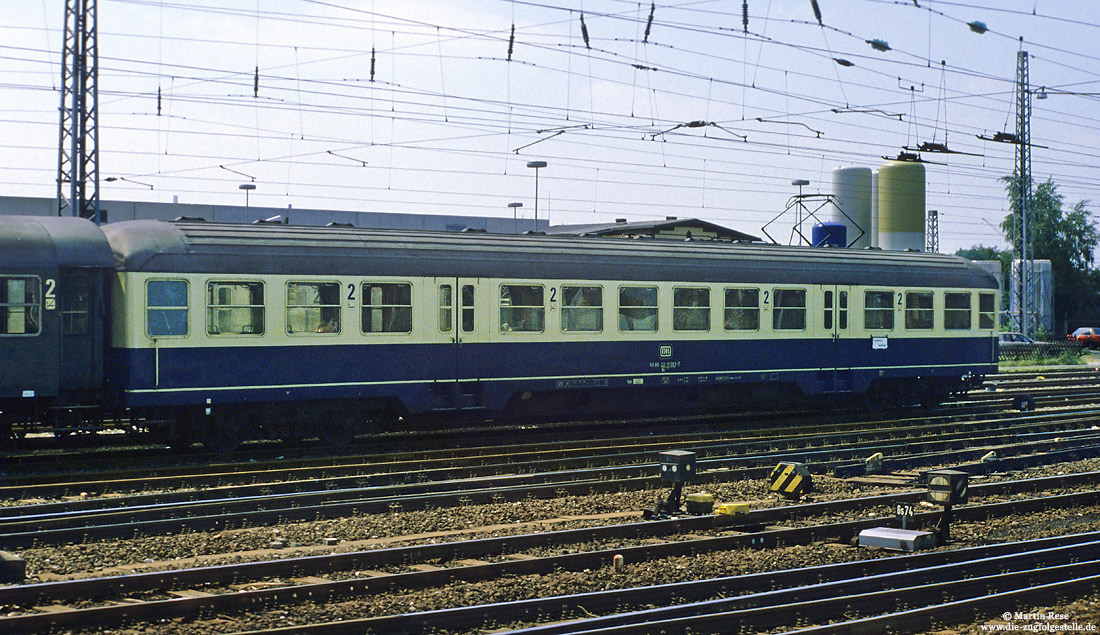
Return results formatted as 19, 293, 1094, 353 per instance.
3, 0, 1099, 250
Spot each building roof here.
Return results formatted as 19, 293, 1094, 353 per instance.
545, 217, 761, 242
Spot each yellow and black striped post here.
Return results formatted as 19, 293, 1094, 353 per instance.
768, 462, 812, 499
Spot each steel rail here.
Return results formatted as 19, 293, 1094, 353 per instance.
1, 479, 1098, 634
3, 422, 1100, 549
497, 558, 1100, 635
5, 405, 1099, 513
2, 365, 1096, 480
3, 471, 1096, 605
786, 575, 1100, 634
95, 524, 1100, 635
398, 539, 1100, 635
2, 374, 1099, 501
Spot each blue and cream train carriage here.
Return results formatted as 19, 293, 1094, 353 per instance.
1, 215, 998, 447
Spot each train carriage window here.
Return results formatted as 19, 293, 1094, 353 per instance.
61, 279, 90, 336
724, 288, 759, 330
945, 292, 972, 330
208, 281, 264, 335
287, 282, 341, 334
772, 288, 806, 330
439, 284, 453, 332
619, 286, 658, 332
0, 277, 41, 336
824, 290, 834, 330
362, 283, 412, 333
146, 279, 188, 337
561, 285, 603, 332
461, 285, 475, 333
905, 292, 934, 330
864, 291, 894, 330
979, 293, 996, 329
839, 291, 848, 329
674, 287, 710, 331
500, 284, 544, 332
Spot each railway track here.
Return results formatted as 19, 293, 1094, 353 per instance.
3, 365, 1099, 477
4, 375, 1100, 499
4, 406, 1100, 548
2, 367, 1100, 634
1, 472, 1098, 634
490, 534, 1100, 635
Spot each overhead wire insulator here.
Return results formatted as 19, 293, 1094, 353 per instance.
253, 65, 259, 97
508, 23, 515, 60
743, 1, 749, 33
810, 0, 822, 26
370, 47, 376, 82
580, 12, 590, 49
644, 2, 654, 43
967, 20, 988, 34
867, 38, 891, 52
157, 85, 162, 116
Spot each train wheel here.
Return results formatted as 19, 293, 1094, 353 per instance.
0, 421, 13, 449
914, 381, 947, 409
280, 429, 306, 446
52, 410, 98, 445
201, 414, 242, 453
318, 413, 356, 446
861, 383, 892, 413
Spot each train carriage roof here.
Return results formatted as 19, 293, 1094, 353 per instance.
102, 219, 997, 290
0, 216, 115, 271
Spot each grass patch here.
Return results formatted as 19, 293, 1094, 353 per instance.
999, 348, 1089, 368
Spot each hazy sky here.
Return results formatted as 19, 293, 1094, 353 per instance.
2, 1, 1098, 253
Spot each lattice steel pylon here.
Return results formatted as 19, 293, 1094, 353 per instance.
57, 0, 101, 223
1012, 50, 1036, 338
925, 209, 939, 253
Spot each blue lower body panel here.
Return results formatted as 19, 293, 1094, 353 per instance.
105, 336, 995, 413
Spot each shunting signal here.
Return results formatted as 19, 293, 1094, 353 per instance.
768, 461, 812, 499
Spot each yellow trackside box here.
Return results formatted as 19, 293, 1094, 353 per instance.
684, 492, 714, 515
715, 502, 749, 516
768, 462, 812, 499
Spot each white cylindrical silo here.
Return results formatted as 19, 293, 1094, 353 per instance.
877, 160, 925, 251
830, 167, 872, 248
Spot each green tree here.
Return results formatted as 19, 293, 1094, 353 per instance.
1000, 175, 1099, 329
955, 245, 1009, 263
955, 244, 1013, 276
955, 245, 1013, 328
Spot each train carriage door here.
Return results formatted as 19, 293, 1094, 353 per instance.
1, 273, 59, 401
435, 278, 486, 410
57, 269, 105, 393
817, 285, 852, 392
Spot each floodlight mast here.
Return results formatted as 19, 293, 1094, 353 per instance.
526, 161, 548, 231
507, 202, 523, 234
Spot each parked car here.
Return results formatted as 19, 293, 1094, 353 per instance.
999, 332, 1046, 358
998, 332, 1083, 361
1068, 327, 1100, 349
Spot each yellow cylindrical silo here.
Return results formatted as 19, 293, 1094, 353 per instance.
877, 160, 925, 250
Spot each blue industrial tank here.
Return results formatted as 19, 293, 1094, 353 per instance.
812, 222, 847, 247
